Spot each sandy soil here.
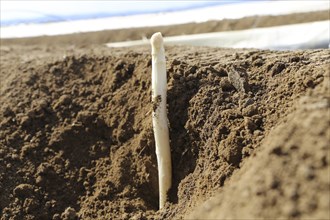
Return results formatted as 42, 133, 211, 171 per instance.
0, 11, 329, 220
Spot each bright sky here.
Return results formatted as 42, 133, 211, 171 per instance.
1, 0, 225, 26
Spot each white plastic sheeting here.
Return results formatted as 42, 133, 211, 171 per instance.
106, 21, 330, 50
1, 0, 329, 38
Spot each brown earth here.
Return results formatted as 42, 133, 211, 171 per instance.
1, 10, 330, 220
1, 43, 329, 219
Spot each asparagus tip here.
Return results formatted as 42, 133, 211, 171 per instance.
150, 32, 163, 49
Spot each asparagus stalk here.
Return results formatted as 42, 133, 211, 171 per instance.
150, 32, 172, 209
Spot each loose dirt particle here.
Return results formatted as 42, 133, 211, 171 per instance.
13, 184, 34, 198
152, 95, 162, 112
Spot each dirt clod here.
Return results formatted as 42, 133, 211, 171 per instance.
13, 184, 34, 198
227, 66, 249, 93
61, 207, 78, 220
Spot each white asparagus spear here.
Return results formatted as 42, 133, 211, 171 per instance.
150, 32, 172, 209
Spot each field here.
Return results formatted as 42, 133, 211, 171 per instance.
0, 11, 329, 219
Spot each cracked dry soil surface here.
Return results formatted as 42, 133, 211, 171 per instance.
0, 44, 329, 219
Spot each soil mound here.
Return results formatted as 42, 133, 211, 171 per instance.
0, 44, 329, 219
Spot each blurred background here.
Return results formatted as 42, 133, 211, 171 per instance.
1, 0, 329, 49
